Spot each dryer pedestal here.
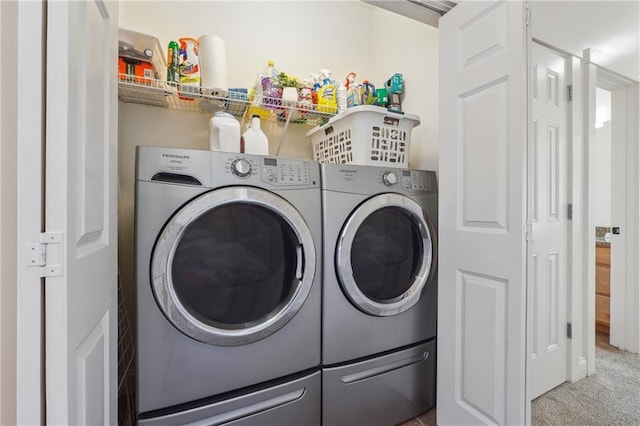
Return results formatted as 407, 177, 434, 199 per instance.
322, 340, 435, 426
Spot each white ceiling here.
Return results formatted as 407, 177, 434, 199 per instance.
364, 1, 638, 81
530, 1, 640, 81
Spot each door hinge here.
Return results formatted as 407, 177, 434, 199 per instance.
568, 203, 573, 220
25, 232, 64, 277
525, 221, 533, 242
525, 7, 532, 27
567, 322, 572, 339
567, 84, 573, 102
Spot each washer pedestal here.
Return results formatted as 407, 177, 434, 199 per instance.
139, 370, 321, 426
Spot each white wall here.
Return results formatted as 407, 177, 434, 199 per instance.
117, 1, 439, 315
369, 7, 439, 172
0, 1, 18, 424
595, 121, 611, 226
118, 1, 438, 165
530, 1, 640, 81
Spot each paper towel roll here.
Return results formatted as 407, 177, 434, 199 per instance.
198, 35, 228, 92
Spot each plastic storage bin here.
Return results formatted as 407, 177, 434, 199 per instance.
305, 105, 420, 168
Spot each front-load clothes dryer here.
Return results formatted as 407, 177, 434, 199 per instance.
135, 147, 321, 424
320, 163, 437, 426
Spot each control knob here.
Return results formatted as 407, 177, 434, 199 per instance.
231, 158, 252, 178
382, 171, 398, 186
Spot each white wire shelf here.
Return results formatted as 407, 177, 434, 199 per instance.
117, 74, 337, 127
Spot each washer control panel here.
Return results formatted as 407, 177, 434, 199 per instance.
261, 157, 311, 186
381, 171, 398, 186
231, 158, 252, 178
222, 155, 314, 186
224, 156, 259, 179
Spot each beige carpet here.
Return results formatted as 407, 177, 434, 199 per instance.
532, 343, 640, 425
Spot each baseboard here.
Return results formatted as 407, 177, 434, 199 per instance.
572, 356, 588, 382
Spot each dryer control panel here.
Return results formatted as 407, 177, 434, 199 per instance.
401, 170, 437, 193
261, 157, 311, 186
322, 163, 437, 195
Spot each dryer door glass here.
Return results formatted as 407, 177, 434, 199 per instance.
351, 207, 423, 302
336, 193, 433, 317
151, 187, 316, 346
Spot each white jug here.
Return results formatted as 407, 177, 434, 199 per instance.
242, 115, 269, 155
209, 112, 240, 153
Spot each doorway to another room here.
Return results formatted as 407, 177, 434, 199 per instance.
587, 61, 640, 357
532, 61, 640, 426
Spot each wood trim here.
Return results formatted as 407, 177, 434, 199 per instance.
595, 245, 610, 265
595, 321, 610, 335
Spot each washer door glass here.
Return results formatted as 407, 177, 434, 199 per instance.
151, 187, 316, 346
336, 193, 433, 316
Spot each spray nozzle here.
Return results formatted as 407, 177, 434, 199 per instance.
345, 72, 356, 88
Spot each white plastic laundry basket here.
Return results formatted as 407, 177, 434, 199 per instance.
305, 105, 420, 168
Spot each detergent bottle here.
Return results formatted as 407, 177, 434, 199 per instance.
209, 112, 241, 153
345, 72, 359, 109
178, 37, 200, 98
166, 41, 180, 85
339, 72, 357, 112
242, 115, 269, 155
316, 70, 337, 113
337, 82, 347, 113
261, 60, 282, 109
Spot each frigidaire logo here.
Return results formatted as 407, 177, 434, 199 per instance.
340, 169, 357, 173
163, 153, 190, 159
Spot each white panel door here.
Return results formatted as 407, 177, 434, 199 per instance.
609, 87, 627, 350
438, 1, 529, 424
609, 83, 640, 353
45, 1, 118, 424
528, 42, 569, 399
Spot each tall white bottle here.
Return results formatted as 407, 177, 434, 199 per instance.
242, 115, 269, 155
198, 34, 228, 94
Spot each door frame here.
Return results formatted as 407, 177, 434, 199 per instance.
12, 1, 45, 424
584, 48, 640, 363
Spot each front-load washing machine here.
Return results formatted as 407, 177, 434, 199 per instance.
320, 163, 438, 426
135, 147, 321, 425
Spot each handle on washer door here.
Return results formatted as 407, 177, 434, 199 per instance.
150, 172, 202, 186
296, 245, 304, 280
